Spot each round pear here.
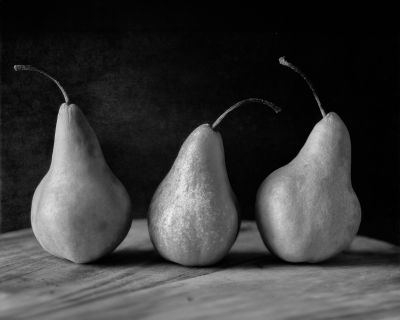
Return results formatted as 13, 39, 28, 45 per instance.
149, 99, 281, 266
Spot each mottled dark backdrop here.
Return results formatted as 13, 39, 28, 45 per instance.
0, 6, 399, 244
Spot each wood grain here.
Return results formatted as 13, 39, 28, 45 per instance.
0, 220, 399, 320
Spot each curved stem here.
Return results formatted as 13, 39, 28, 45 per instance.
14, 65, 70, 105
279, 56, 326, 118
211, 98, 281, 130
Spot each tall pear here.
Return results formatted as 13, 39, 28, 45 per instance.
15, 65, 132, 263
148, 99, 281, 266
255, 57, 361, 263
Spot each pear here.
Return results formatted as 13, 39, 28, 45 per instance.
15, 65, 132, 263
148, 98, 281, 266
255, 57, 361, 263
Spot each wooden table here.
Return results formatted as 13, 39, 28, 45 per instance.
1, 220, 399, 319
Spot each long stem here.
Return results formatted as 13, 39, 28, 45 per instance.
14, 65, 70, 105
211, 98, 281, 130
279, 56, 326, 118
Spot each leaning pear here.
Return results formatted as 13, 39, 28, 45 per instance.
255, 57, 361, 263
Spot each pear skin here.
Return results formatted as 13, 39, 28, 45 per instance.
256, 112, 361, 262
31, 104, 132, 263
148, 124, 239, 266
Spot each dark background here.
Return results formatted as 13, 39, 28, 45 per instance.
0, 4, 399, 244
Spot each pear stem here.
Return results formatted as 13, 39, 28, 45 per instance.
279, 56, 326, 118
14, 65, 70, 105
211, 98, 281, 130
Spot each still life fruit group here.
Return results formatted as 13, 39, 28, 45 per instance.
14, 57, 361, 265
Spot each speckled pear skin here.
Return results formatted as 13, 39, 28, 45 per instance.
31, 103, 133, 263
256, 112, 361, 263
148, 124, 239, 266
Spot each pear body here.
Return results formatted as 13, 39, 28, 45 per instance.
256, 112, 361, 262
148, 124, 239, 266
31, 103, 132, 263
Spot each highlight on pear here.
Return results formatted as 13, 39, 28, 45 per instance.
255, 57, 361, 263
148, 98, 281, 267
14, 65, 133, 263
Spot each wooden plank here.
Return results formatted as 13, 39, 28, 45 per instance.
0, 220, 399, 319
